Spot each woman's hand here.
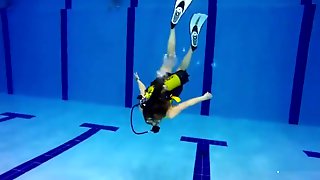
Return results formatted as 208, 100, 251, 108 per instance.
134, 72, 140, 81
202, 92, 213, 100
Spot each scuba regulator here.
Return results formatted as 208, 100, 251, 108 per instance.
130, 95, 160, 135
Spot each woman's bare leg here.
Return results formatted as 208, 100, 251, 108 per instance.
158, 28, 177, 74
158, 0, 196, 75
177, 47, 193, 71
167, 29, 176, 56
177, 13, 208, 71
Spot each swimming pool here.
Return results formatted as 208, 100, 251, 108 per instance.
0, 0, 319, 179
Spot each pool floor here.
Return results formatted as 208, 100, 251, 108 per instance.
0, 93, 319, 180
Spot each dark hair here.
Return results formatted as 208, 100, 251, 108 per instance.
142, 98, 170, 120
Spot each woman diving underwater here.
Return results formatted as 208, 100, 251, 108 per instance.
131, 0, 212, 134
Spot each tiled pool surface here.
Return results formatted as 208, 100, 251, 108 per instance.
0, 93, 319, 180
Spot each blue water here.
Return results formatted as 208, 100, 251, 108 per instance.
0, 0, 320, 179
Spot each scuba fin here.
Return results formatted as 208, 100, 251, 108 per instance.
171, 0, 193, 28
190, 13, 208, 51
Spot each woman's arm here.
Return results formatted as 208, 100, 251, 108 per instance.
134, 72, 146, 96
166, 92, 212, 119
137, 79, 146, 96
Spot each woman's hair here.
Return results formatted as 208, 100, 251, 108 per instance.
143, 98, 171, 120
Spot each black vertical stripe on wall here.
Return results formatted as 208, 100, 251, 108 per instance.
0, 9, 13, 94
125, 7, 136, 108
301, 0, 312, 5
201, 0, 217, 116
289, 2, 316, 124
65, 0, 72, 9
60, 9, 68, 100
131, 0, 138, 7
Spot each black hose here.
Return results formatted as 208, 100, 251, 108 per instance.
130, 103, 149, 135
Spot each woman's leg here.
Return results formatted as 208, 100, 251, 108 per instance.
158, 23, 177, 76
167, 28, 176, 56
177, 13, 208, 71
158, 0, 194, 76
177, 47, 193, 71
